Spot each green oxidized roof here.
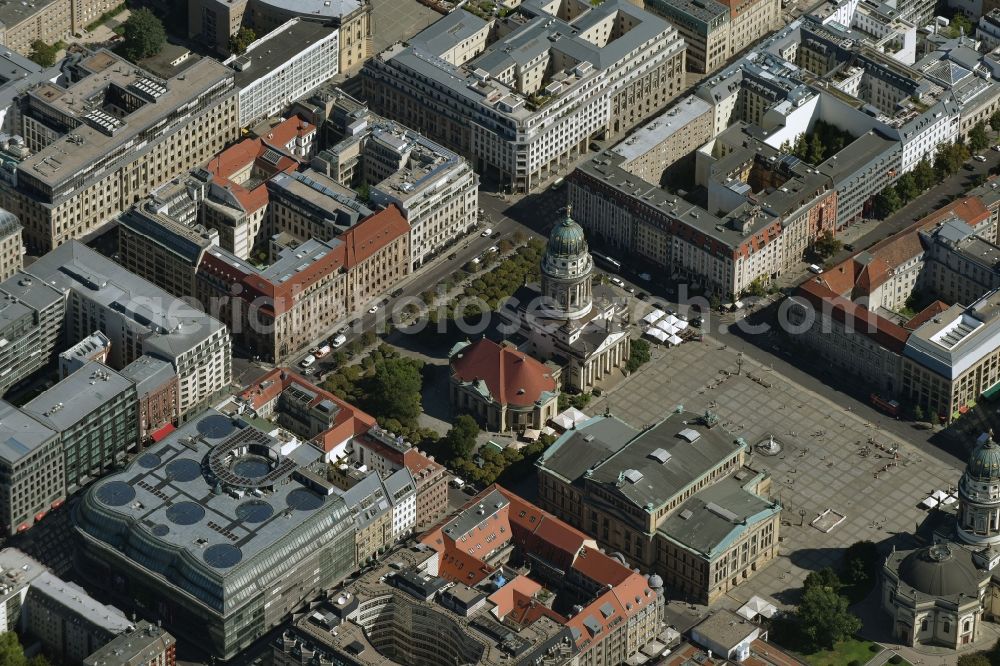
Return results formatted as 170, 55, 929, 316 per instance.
968, 435, 1000, 481
546, 209, 588, 258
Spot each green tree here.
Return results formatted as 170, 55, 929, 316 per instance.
842, 540, 879, 587
812, 230, 842, 258
228, 26, 256, 55
913, 159, 936, 190
895, 172, 919, 202
990, 110, 1000, 134
803, 566, 841, 592
947, 12, 973, 38
808, 133, 825, 165
121, 8, 166, 61
365, 357, 424, 426
874, 188, 902, 219
625, 338, 651, 373
746, 277, 768, 298
0, 632, 45, 666
795, 585, 861, 650
970, 122, 991, 152
442, 414, 479, 462
957, 655, 991, 666
28, 40, 58, 67
913, 404, 926, 422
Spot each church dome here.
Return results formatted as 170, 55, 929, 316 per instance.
967, 435, 1000, 481
546, 211, 588, 258
897, 543, 984, 598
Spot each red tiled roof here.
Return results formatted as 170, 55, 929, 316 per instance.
487, 575, 541, 618
238, 368, 375, 452
904, 300, 950, 330
419, 485, 657, 650
342, 205, 410, 269
796, 279, 910, 353
822, 196, 992, 301
197, 204, 409, 317
262, 116, 316, 152
451, 339, 557, 407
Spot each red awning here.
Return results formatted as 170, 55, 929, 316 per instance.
16, 523, 27, 532
959, 405, 970, 414
51, 498, 64, 509
34, 511, 46, 522
151, 423, 176, 442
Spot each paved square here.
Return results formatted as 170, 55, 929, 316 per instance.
588, 340, 962, 611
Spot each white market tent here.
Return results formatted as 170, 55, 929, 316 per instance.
737, 596, 777, 621
642, 309, 666, 325
645, 328, 668, 343
663, 314, 680, 326
674, 319, 689, 331
655, 320, 676, 334
667, 334, 683, 346
919, 496, 939, 509
550, 407, 590, 431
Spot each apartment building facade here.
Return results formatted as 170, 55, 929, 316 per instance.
23, 241, 232, 416
117, 206, 219, 299
196, 205, 409, 362
0, 402, 63, 535
0, 209, 22, 281
226, 19, 340, 128
4, 50, 239, 252
646, 0, 781, 74
0, 0, 122, 56
23, 362, 138, 493
120, 356, 179, 446
0, 271, 65, 396
313, 103, 479, 268
362, 0, 686, 193
189, 0, 370, 71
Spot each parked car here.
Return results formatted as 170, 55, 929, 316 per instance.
391, 288, 404, 298
300, 354, 316, 368
487, 245, 499, 253
368, 304, 380, 314
491, 231, 501, 239
993, 145, 1000, 152
692, 317, 704, 327
610, 277, 625, 288
975, 154, 988, 162
481, 228, 493, 237
808, 264, 824, 274
314, 344, 332, 358
447, 252, 458, 260
844, 243, 855, 251
331, 334, 347, 349
449, 477, 465, 489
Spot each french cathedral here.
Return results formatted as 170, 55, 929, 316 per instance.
499, 208, 631, 392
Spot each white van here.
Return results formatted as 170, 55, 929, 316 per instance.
331, 334, 347, 349
300, 354, 316, 368
808, 264, 824, 274
449, 477, 465, 489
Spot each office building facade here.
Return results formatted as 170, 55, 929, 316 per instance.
362, 0, 686, 193
4, 50, 239, 252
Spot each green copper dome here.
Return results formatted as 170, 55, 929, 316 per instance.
968, 435, 1000, 480
546, 208, 588, 258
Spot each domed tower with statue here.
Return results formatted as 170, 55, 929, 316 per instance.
881, 432, 1000, 650
498, 206, 630, 392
